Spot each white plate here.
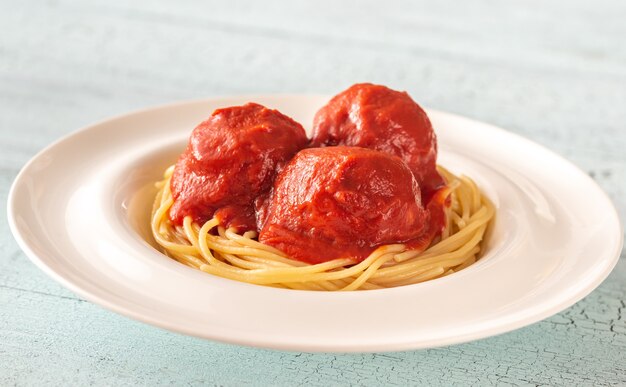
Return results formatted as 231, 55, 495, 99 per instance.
8, 96, 622, 353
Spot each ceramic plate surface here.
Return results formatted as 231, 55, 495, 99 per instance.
8, 95, 622, 352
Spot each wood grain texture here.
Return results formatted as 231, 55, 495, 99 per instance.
1, 0, 625, 385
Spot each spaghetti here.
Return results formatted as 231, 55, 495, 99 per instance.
151, 165, 494, 291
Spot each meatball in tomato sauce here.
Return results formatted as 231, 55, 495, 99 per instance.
169, 103, 307, 231
310, 83, 445, 199
258, 146, 428, 264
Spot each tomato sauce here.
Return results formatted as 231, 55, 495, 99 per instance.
310, 83, 445, 201
258, 147, 429, 264
168, 84, 449, 264
169, 103, 308, 230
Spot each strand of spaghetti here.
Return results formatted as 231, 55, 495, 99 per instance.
383, 267, 446, 287
393, 205, 490, 262
152, 182, 164, 206
236, 254, 295, 268
295, 279, 350, 290
238, 254, 296, 268
234, 257, 355, 278
202, 244, 405, 285
260, 244, 406, 283
203, 233, 302, 262
372, 225, 486, 279
223, 228, 289, 262
462, 176, 488, 215
441, 192, 455, 239
388, 240, 483, 279
151, 195, 171, 226
440, 172, 458, 239
312, 280, 342, 291
411, 197, 494, 256
211, 230, 307, 267
197, 222, 357, 281
402, 214, 486, 261
457, 178, 472, 224
451, 211, 466, 229
330, 278, 354, 288
224, 228, 293, 259
314, 277, 354, 290
455, 255, 476, 271
178, 254, 205, 268
392, 267, 449, 287
160, 177, 174, 205
213, 250, 262, 273
203, 240, 298, 261
342, 253, 395, 291
461, 175, 481, 214
172, 226, 198, 246
395, 197, 482, 262
183, 216, 199, 247
371, 246, 480, 286
243, 230, 257, 239
382, 229, 485, 279
198, 263, 258, 283
160, 190, 170, 207
359, 281, 384, 290
223, 229, 309, 267
157, 183, 168, 205
151, 201, 200, 255
285, 276, 381, 291
166, 248, 205, 268
198, 260, 333, 286
197, 221, 240, 270
220, 252, 270, 270
266, 283, 289, 289
163, 165, 175, 177
249, 244, 404, 279
450, 190, 461, 212
282, 281, 327, 291
220, 252, 318, 275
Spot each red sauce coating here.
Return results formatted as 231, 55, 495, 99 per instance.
169, 103, 307, 230
257, 147, 430, 264
310, 83, 445, 200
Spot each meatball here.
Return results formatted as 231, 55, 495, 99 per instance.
310, 83, 445, 198
169, 103, 308, 230
257, 146, 428, 264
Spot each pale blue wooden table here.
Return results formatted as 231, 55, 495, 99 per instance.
2, 0, 625, 385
